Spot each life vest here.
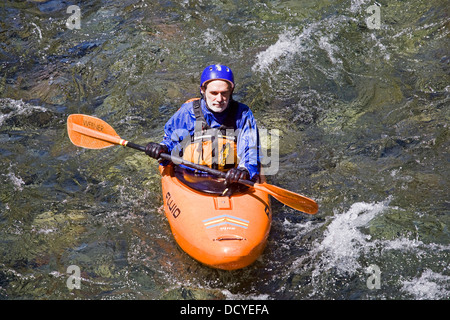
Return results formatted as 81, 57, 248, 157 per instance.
181, 98, 238, 171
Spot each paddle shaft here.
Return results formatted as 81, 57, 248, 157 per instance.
126, 141, 318, 214
66, 117, 254, 186
67, 114, 318, 213
124, 141, 256, 187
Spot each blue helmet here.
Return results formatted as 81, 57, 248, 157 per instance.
200, 64, 235, 89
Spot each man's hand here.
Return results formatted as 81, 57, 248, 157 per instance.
225, 167, 249, 185
145, 142, 168, 160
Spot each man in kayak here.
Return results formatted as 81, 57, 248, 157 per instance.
145, 64, 261, 188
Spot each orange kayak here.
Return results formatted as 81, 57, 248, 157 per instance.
159, 165, 272, 270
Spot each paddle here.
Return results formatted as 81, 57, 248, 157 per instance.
67, 114, 318, 214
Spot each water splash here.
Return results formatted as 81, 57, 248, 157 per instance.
285, 198, 450, 299
252, 27, 312, 73
4, 164, 25, 192
401, 269, 450, 300
0, 99, 48, 128
313, 200, 390, 276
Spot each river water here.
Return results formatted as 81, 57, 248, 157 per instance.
0, 0, 448, 300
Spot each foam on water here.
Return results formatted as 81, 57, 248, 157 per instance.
251, 2, 397, 78
401, 269, 450, 300
222, 290, 272, 300
286, 198, 450, 298
4, 164, 25, 192
349, 0, 372, 13
0, 98, 48, 128
312, 200, 390, 275
251, 13, 353, 74
252, 27, 312, 73
202, 28, 229, 55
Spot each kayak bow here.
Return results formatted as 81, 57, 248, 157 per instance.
160, 165, 272, 270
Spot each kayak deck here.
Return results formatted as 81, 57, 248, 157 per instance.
160, 165, 272, 270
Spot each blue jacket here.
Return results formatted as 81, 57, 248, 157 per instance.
161, 98, 261, 179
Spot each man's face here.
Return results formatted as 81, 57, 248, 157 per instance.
201, 80, 233, 113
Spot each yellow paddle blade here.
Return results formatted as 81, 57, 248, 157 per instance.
67, 114, 127, 149
254, 182, 318, 214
